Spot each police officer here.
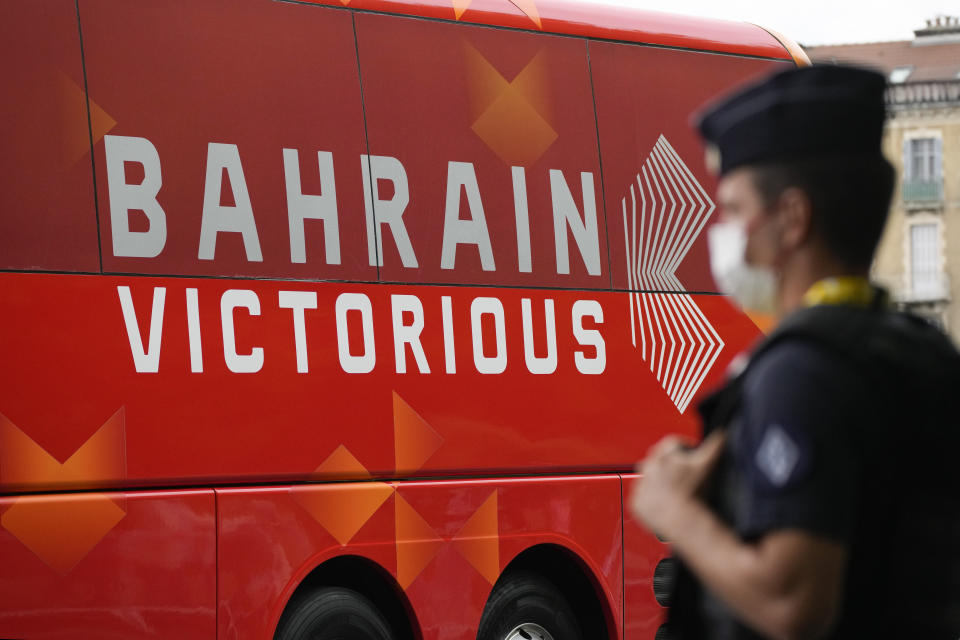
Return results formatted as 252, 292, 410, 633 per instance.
630, 65, 960, 639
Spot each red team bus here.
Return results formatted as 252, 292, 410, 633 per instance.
0, 0, 807, 638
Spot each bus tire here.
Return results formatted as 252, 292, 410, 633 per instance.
274, 586, 393, 640
477, 570, 583, 640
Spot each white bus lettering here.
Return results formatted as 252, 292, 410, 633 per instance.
199, 143, 263, 262
104, 135, 167, 258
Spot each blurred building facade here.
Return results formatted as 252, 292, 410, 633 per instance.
807, 16, 960, 339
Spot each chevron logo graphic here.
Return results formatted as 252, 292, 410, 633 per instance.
622, 135, 724, 413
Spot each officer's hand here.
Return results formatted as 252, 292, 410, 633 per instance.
629, 430, 727, 538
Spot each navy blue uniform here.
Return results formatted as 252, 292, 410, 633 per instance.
668, 302, 960, 639
697, 342, 864, 640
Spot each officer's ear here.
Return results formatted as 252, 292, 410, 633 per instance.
775, 186, 813, 251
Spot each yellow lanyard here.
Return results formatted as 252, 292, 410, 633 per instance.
801, 276, 883, 308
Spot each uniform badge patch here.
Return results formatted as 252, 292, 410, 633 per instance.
755, 425, 800, 487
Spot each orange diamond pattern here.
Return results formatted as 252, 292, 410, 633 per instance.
452, 490, 500, 584
464, 45, 557, 166
292, 481, 394, 546
452, 0, 541, 27
0, 410, 127, 573
54, 70, 116, 168
1, 493, 125, 574
1, 409, 126, 489
453, 0, 471, 19
395, 494, 445, 589
507, 0, 541, 27
394, 392, 443, 475
296, 445, 393, 545
313, 444, 372, 480
745, 310, 776, 335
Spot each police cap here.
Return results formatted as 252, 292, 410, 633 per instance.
696, 65, 887, 175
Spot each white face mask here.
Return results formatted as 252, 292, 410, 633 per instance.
707, 220, 777, 314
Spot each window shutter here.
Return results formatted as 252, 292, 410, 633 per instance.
911, 223, 939, 297
902, 137, 913, 181
934, 137, 943, 179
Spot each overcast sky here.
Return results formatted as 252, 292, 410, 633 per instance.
594, 0, 959, 46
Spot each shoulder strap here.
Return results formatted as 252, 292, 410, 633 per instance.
751, 304, 874, 365
696, 305, 874, 435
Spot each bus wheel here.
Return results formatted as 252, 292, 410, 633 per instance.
477, 570, 583, 640
274, 586, 393, 640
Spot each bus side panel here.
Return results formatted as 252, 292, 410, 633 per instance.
217, 485, 400, 639
0, 0, 100, 272
589, 41, 789, 294
78, 0, 373, 281
218, 476, 622, 640
0, 490, 215, 639
621, 473, 671, 639
0, 273, 760, 491
288, 0, 790, 60
494, 475, 624, 638
354, 13, 608, 290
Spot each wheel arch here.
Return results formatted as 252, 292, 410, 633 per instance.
493, 543, 616, 640
272, 554, 420, 640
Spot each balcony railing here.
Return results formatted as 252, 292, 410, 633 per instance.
902, 179, 943, 203
887, 79, 960, 108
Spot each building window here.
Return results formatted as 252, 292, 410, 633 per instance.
910, 222, 941, 299
902, 136, 943, 202
890, 66, 913, 83
909, 138, 938, 181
